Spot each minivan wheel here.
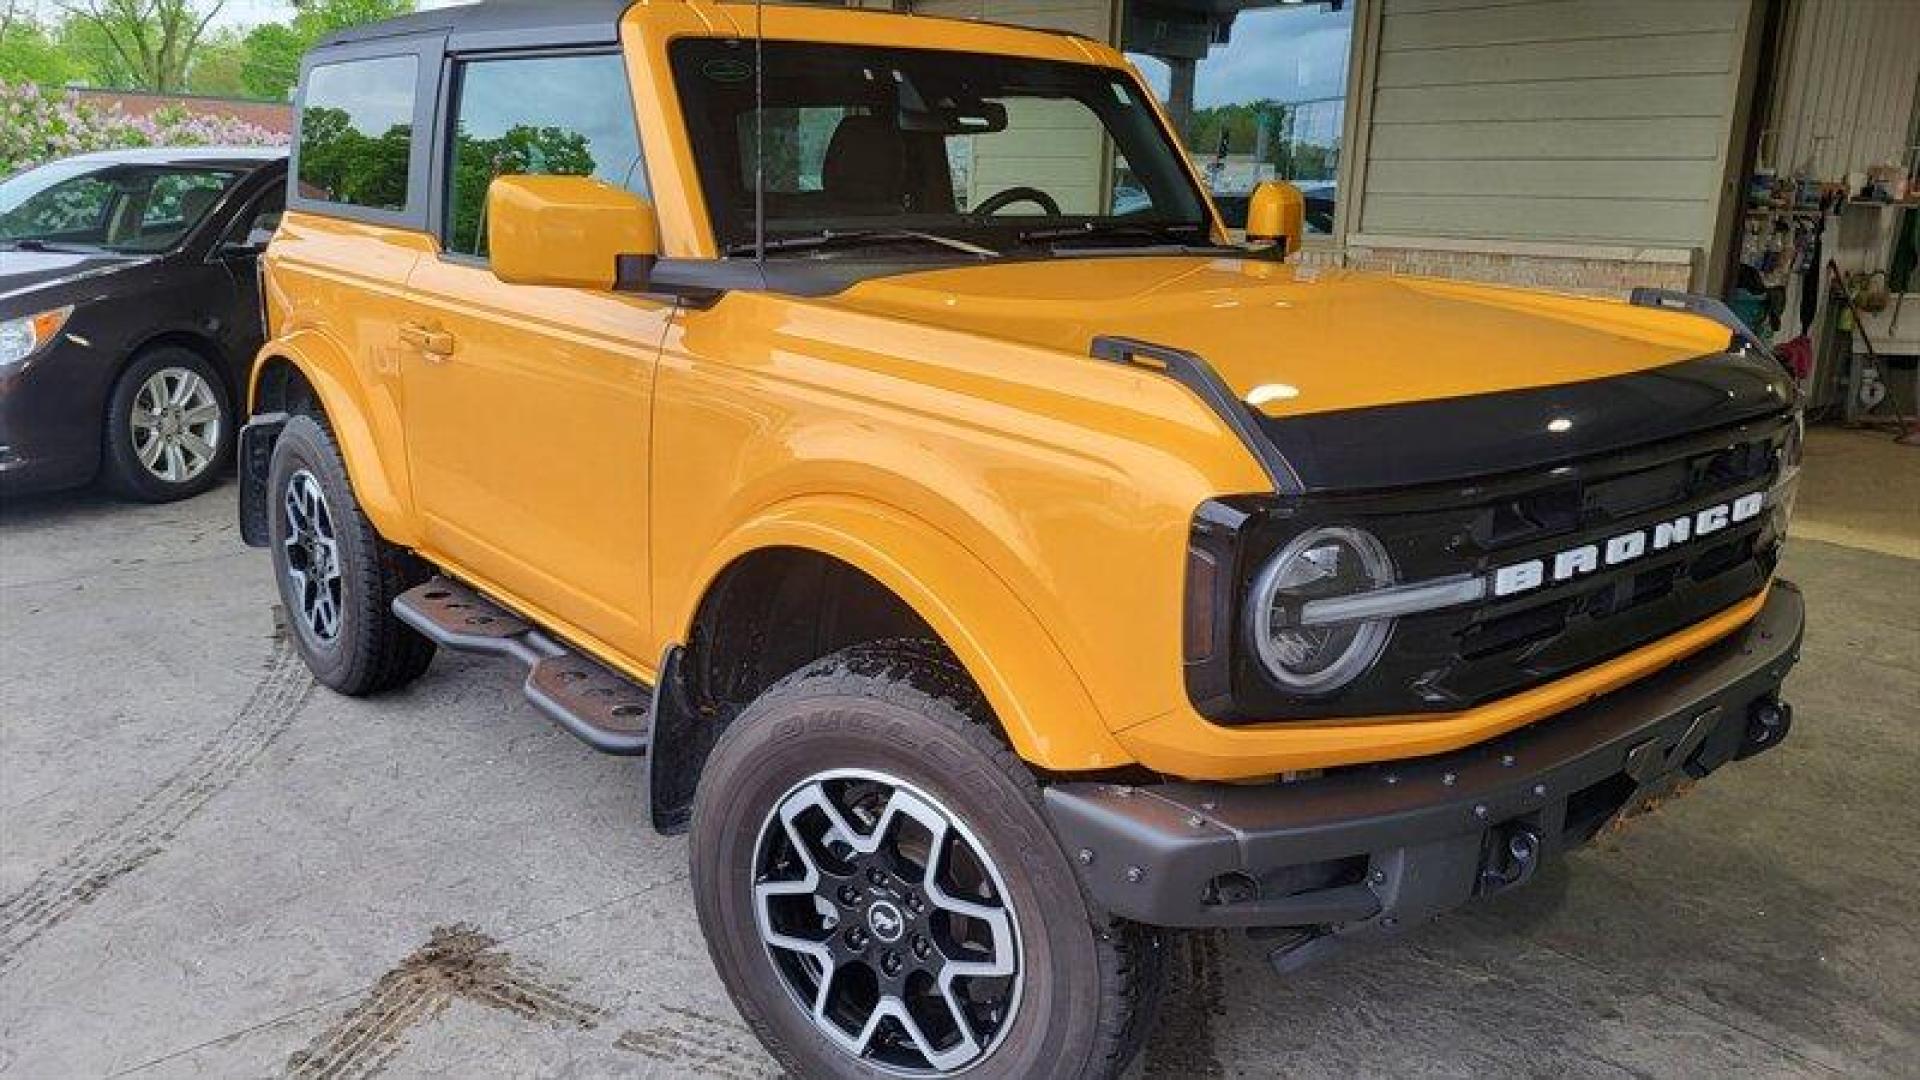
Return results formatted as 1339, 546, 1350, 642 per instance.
691, 641, 1164, 1080
100, 347, 232, 502
266, 415, 435, 695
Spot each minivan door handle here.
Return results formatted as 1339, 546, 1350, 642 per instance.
399, 322, 456, 357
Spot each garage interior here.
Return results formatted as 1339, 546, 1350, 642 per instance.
2, 0, 1918, 1078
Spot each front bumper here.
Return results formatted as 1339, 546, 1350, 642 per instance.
1044, 581, 1804, 938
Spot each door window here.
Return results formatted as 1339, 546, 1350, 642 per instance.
443, 53, 647, 259
297, 55, 419, 211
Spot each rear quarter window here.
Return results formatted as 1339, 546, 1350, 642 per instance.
297, 55, 419, 212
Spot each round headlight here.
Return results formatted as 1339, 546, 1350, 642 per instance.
1247, 526, 1395, 694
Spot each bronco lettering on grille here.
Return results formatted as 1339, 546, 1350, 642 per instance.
1492, 492, 1767, 599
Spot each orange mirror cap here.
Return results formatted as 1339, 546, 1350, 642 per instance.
488, 175, 659, 290
1245, 181, 1305, 257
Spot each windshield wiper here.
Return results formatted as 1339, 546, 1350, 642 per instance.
1017, 221, 1215, 251
0, 238, 105, 254
725, 229, 1001, 259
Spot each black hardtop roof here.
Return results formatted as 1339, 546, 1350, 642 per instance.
313, 0, 632, 51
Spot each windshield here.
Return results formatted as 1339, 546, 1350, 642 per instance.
672, 40, 1212, 257
0, 161, 243, 253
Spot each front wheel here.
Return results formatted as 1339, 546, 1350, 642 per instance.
100, 347, 233, 502
266, 414, 435, 695
691, 642, 1163, 1079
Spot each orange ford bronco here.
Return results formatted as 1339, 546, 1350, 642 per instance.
239, 2, 1805, 1076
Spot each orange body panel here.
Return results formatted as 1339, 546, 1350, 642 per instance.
255, 1, 1775, 779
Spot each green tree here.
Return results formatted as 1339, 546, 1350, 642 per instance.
0, 10, 76, 85
447, 124, 597, 255
185, 27, 247, 96
237, 21, 302, 100
240, 0, 413, 101
58, 0, 226, 93
56, 15, 139, 88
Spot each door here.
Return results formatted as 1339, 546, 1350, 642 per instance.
400, 51, 667, 661
213, 172, 287, 357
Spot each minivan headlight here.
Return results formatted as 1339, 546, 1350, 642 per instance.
1246, 526, 1396, 693
0, 307, 74, 368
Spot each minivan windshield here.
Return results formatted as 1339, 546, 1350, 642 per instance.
672, 40, 1214, 258
0, 161, 242, 253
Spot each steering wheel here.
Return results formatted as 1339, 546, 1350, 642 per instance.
973, 185, 1063, 217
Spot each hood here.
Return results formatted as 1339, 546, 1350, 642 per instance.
825, 257, 1794, 490
0, 249, 154, 313
828, 257, 1740, 416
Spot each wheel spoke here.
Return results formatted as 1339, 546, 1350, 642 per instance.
179, 433, 215, 468
137, 433, 167, 468
893, 994, 981, 1074
182, 402, 221, 427
751, 771, 1022, 1075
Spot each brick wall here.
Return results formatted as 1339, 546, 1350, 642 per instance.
66, 89, 294, 136
1293, 237, 1697, 297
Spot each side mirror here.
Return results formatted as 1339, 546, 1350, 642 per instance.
488, 175, 659, 290
218, 227, 276, 260
1245, 181, 1305, 258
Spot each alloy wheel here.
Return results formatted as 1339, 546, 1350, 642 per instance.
130, 367, 222, 484
752, 769, 1023, 1076
282, 470, 343, 643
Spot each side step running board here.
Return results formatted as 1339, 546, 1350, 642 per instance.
393, 578, 653, 757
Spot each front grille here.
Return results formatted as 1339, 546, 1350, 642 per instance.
1196, 413, 1793, 723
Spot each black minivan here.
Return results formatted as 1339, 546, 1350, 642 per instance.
1, 147, 287, 502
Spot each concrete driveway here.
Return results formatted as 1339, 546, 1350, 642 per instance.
1, 476, 1915, 1079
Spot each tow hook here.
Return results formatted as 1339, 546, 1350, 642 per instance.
1738, 698, 1793, 760
1480, 824, 1542, 893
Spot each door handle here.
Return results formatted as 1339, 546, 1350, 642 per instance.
399, 322, 456, 357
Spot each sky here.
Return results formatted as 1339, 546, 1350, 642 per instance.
1129, 5, 1354, 109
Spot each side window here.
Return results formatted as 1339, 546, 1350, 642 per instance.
225, 182, 288, 249
445, 53, 646, 259
142, 172, 234, 230
298, 55, 419, 212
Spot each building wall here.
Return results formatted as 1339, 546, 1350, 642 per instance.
892, 0, 1760, 296
1763, 0, 1920, 184
65, 88, 295, 136
1337, 0, 1757, 293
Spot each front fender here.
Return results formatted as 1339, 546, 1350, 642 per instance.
678, 494, 1134, 773
248, 330, 419, 546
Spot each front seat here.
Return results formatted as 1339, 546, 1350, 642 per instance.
821, 114, 955, 216
177, 186, 223, 229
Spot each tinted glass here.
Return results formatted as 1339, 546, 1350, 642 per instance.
0, 162, 241, 252
672, 41, 1208, 254
445, 53, 646, 258
298, 55, 418, 211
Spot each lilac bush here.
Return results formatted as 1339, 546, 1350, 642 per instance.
2, 82, 287, 177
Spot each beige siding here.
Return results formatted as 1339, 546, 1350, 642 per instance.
1357, 0, 1750, 248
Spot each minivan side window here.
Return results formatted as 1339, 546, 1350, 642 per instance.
444, 53, 646, 259
298, 55, 419, 212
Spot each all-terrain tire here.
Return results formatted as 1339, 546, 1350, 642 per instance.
100, 346, 234, 502
266, 414, 435, 695
690, 640, 1165, 1079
